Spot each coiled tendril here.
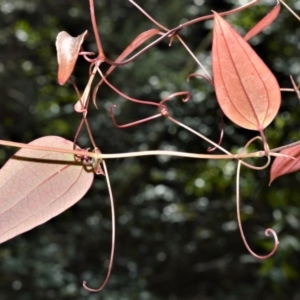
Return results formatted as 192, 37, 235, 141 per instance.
236, 137, 279, 259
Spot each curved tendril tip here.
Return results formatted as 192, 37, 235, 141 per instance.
207, 113, 224, 152
187, 72, 214, 86
83, 160, 115, 292
236, 160, 279, 260
159, 91, 191, 106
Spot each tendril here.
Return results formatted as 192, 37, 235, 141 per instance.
83, 160, 115, 292
240, 136, 271, 170
207, 114, 224, 152
236, 159, 279, 260
187, 72, 214, 86
128, 0, 169, 31
159, 91, 191, 106
109, 91, 190, 129
109, 105, 162, 128
96, 68, 160, 107
70, 77, 88, 114
290, 75, 300, 101
279, 0, 300, 22
79, 49, 97, 63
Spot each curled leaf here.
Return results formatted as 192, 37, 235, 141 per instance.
56, 30, 88, 85
0, 136, 94, 244
270, 144, 300, 184
212, 12, 281, 131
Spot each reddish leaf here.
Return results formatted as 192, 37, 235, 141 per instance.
115, 29, 160, 64
244, 3, 280, 41
270, 144, 300, 184
56, 30, 88, 85
76, 28, 160, 111
0, 136, 94, 244
212, 12, 281, 131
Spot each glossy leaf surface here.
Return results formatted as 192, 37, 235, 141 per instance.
270, 144, 300, 184
0, 136, 94, 244
212, 12, 281, 131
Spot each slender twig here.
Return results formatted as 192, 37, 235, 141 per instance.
83, 160, 116, 292
75, 61, 101, 114
180, 0, 261, 28
271, 140, 300, 153
236, 160, 279, 259
89, 0, 105, 59
0, 139, 280, 161
279, 0, 300, 21
167, 116, 231, 155
176, 35, 212, 82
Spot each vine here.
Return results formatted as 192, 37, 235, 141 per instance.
0, 0, 300, 292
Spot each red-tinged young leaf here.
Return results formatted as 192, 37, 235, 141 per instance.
244, 3, 280, 41
212, 12, 281, 131
81, 28, 161, 110
0, 136, 94, 244
270, 144, 300, 184
56, 30, 88, 85
115, 29, 161, 64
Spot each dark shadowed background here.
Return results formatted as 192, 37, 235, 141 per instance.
1, 0, 300, 299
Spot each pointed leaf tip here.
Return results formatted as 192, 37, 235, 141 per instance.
270, 144, 300, 184
212, 12, 281, 131
0, 136, 94, 244
56, 30, 88, 85
244, 4, 280, 41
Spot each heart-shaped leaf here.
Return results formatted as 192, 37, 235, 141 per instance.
212, 12, 281, 131
56, 30, 88, 85
0, 136, 94, 244
270, 144, 300, 184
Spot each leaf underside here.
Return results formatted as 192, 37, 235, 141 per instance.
212, 12, 281, 131
0, 136, 94, 244
270, 144, 300, 184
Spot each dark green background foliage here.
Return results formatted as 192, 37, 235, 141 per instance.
0, 0, 300, 299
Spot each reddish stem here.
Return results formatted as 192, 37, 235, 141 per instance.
236, 161, 279, 260
96, 68, 160, 107
89, 0, 105, 60
83, 161, 115, 292
110, 105, 162, 128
